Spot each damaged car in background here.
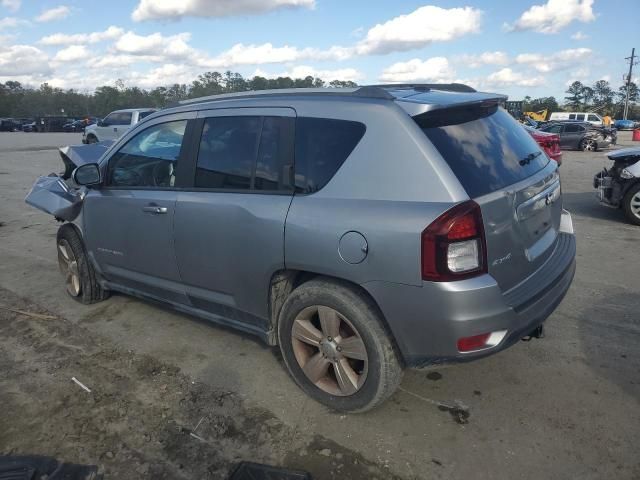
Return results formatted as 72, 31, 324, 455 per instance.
594, 146, 640, 225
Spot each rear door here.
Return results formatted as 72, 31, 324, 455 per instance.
173, 108, 295, 328
417, 105, 562, 292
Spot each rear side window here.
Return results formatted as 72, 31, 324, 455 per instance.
565, 124, 585, 133
138, 110, 155, 120
569, 114, 576, 120
194, 116, 294, 191
294, 117, 366, 193
418, 106, 549, 198
576, 114, 585, 121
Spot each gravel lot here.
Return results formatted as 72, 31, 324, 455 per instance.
0, 131, 639, 479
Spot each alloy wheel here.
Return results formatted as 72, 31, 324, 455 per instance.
630, 191, 640, 220
57, 239, 81, 297
291, 305, 368, 396
582, 139, 597, 151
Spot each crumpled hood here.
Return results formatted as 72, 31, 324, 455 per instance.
59, 141, 114, 179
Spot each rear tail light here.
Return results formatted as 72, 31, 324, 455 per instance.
421, 200, 487, 281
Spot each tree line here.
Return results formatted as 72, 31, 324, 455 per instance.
0, 71, 358, 118
1, 71, 637, 119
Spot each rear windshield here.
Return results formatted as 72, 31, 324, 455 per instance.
418, 106, 549, 198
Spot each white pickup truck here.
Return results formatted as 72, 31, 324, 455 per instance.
83, 108, 156, 144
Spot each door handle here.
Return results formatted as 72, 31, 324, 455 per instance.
142, 206, 168, 214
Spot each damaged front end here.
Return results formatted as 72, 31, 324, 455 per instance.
25, 141, 112, 222
594, 146, 640, 207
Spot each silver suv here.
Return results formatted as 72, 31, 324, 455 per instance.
27, 85, 576, 412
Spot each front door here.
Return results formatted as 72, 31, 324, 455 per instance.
83, 113, 196, 304
173, 108, 296, 328
97, 111, 133, 141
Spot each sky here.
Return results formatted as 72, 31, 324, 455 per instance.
0, 0, 638, 100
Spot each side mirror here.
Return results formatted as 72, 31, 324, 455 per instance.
73, 163, 101, 186
97, 120, 105, 127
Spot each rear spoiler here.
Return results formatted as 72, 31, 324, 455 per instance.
395, 92, 508, 117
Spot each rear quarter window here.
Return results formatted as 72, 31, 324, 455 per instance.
418, 106, 549, 198
294, 117, 366, 193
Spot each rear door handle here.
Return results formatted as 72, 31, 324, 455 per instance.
142, 206, 168, 214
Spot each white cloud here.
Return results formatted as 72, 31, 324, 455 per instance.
456, 51, 509, 68
379, 57, 455, 83
515, 47, 592, 73
507, 0, 595, 34
571, 31, 588, 40
87, 54, 138, 69
39, 26, 124, 46
1, 0, 21, 13
52, 45, 90, 63
36, 5, 71, 23
0, 16, 28, 30
485, 68, 544, 87
132, 0, 315, 21
255, 65, 363, 83
0, 44, 50, 76
113, 31, 194, 58
357, 6, 482, 55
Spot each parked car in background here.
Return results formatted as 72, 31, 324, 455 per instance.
594, 146, 640, 225
539, 121, 611, 151
22, 121, 38, 132
524, 125, 562, 165
614, 119, 636, 130
83, 108, 156, 143
63, 119, 96, 133
0, 118, 23, 131
549, 111, 603, 126
26, 85, 576, 412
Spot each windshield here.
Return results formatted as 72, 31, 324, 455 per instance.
417, 106, 549, 198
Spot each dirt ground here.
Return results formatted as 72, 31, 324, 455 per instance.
0, 131, 639, 480
0, 287, 400, 479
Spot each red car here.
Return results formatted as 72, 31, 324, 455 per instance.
524, 125, 562, 165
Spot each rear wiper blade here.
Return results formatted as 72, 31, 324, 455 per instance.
519, 151, 542, 166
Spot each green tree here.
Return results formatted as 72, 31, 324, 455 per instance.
564, 81, 585, 110
593, 80, 614, 113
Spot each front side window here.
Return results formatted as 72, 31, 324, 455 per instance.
102, 113, 115, 126
107, 120, 187, 188
544, 124, 563, 134
587, 114, 599, 122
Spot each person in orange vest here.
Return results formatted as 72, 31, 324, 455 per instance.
603, 115, 612, 127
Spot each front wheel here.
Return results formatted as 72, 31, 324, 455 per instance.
57, 225, 109, 304
86, 134, 98, 144
622, 183, 640, 226
277, 279, 403, 413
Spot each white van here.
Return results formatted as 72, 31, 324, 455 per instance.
549, 112, 603, 126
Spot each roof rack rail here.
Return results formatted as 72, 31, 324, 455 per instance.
370, 83, 477, 93
178, 86, 395, 106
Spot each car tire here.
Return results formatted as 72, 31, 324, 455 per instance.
622, 183, 640, 226
86, 134, 98, 144
277, 278, 403, 413
56, 224, 110, 304
580, 138, 598, 152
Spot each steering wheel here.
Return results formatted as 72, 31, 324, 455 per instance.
151, 161, 174, 187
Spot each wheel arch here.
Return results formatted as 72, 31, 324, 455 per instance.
267, 269, 404, 364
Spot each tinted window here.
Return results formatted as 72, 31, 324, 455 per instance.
107, 120, 187, 188
576, 114, 585, 121
587, 114, 599, 122
195, 116, 261, 190
543, 124, 563, 134
294, 117, 366, 193
139, 110, 155, 120
255, 117, 293, 191
102, 113, 116, 126
569, 114, 576, 120
564, 124, 585, 133
419, 106, 549, 198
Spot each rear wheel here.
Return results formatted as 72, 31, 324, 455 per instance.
581, 138, 598, 151
277, 279, 402, 413
56, 225, 109, 304
622, 183, 640, 226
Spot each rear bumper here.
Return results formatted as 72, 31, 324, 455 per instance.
363, 231, 576, 368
